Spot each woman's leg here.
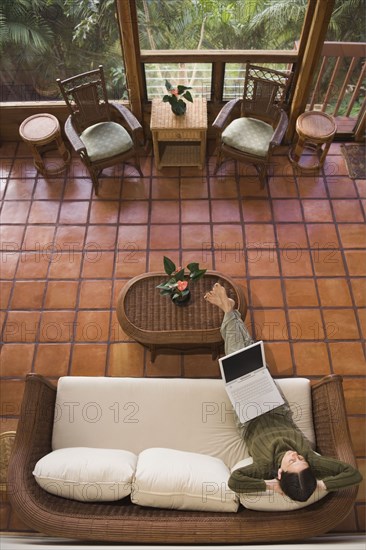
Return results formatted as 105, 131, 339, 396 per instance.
205, 283, 292, 430
204, 283, 253, 354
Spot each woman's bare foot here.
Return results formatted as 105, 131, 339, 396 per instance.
204, 283, 235, 313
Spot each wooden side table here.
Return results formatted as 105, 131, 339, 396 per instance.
289, 111, 336, 171
116, 271, 247, 362
19, 113, 71, 176
150, 98, 207, 170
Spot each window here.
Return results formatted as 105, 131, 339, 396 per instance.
137, 0, 305, 50
145, 63, 212, 101
0, 0, 126, 102
137, 0, 302, 101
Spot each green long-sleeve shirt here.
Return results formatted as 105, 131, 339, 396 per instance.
228, 405, 362, 494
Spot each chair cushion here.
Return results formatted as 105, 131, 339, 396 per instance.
231, 457, 328, 511
131, 448, 239, 512
80, 121, 133, 162
222, 117, 274, 157
33, 447, 137, 502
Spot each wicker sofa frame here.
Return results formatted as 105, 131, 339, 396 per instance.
8, 373, 358, 544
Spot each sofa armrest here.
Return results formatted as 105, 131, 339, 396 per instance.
8, 375, 57, 520
311, 374, 357, 467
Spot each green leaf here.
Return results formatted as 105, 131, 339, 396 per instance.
183, 90, 193, 103
156, 283, 170, 290
174, 268, 185, 281
163, 256, 176, 275
187, 262, 199, 272
165, 79, 173, 91
162, 95, 172, 103
177, 84, 192, 95
160, 289, 173, 296
190, 268, 207, 280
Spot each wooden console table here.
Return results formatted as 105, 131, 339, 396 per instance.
150, 98, 207, 170
116, 271, 247, 362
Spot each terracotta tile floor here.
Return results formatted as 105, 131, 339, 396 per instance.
0, 141, 365, 532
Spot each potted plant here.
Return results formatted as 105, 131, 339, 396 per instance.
156, 256, 206, 306
163, 80, 193, 116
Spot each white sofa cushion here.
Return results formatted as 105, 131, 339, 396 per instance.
231, 458, 328, 511
131, 448, 238, 512
33, 447, 137, 502
52, 377, 315, 470
52, 377, 247, 469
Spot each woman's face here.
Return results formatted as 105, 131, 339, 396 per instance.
280, 450, 309, 474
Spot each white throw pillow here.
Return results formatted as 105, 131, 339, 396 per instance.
231, 458, 328, 511
132, 448, 239, 512
33, 447, 137, 502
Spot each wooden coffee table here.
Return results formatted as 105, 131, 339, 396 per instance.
116, 271, 247, 362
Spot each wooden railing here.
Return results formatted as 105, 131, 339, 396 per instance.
305, 41, 366, 133
140, 50, 298, 106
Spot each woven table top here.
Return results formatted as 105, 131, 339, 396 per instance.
150, 98, 208, 131
116, 271, 247, 345
19, 113, 60, 142
297, 110, 336, 140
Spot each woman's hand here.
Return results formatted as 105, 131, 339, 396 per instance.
264, 478, 284, 495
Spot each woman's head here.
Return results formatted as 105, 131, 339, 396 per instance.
277, 450, 317, 502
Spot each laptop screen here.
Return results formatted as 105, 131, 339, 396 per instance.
221, 342, 265, 383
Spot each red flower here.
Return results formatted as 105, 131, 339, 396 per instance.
177, 280, 188, 291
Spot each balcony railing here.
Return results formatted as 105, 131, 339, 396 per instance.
140, 50, 298, 105
305, 41, 366, 132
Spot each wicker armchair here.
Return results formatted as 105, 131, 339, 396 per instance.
57, 65, 143, 195
8, 374, 359, 544
213, 63, 293, 187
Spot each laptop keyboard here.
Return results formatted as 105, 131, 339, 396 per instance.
230, 376, 274, 404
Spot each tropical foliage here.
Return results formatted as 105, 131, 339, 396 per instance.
0, 0, 126, 100
0, 0, 364, 103
137, 0, 365, 50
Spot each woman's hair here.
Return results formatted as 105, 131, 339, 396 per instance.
278, 467, 317, 502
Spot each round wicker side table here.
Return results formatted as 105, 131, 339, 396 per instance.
289, 110, 336, 171
19, 113, 71, 176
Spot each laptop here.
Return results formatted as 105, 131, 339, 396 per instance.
219, 341, 285, 424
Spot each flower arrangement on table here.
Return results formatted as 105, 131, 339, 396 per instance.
163, 80, 193, 116
156, 256, 206, 305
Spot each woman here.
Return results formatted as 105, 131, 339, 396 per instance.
204, 283, 362, 502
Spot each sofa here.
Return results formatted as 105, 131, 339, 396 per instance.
8, 373, 358, 544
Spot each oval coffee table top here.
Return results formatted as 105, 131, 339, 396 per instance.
116, 271, 247, 346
